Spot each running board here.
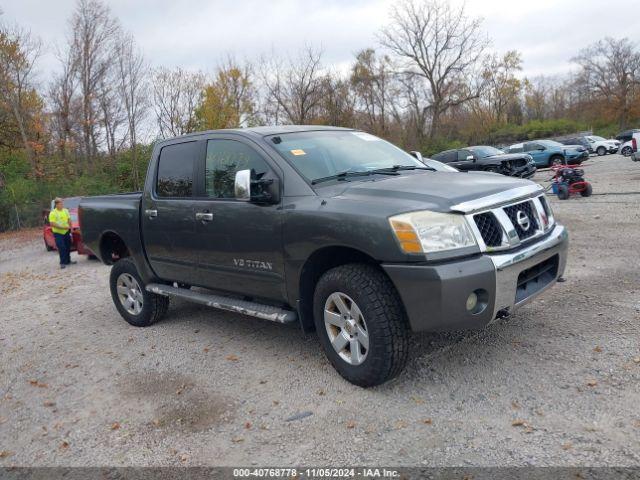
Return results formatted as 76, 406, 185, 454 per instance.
146, 283, 297, 324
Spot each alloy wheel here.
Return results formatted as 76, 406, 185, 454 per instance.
116, 273, 144, 315
323, 292, 369, 365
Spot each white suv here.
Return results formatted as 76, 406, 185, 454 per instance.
585, 135, 620, 156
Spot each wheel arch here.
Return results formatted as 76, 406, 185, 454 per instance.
99, 230, 131, 265
296, 245, 385, 333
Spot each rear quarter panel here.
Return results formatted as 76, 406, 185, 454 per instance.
79, 193, 153, 279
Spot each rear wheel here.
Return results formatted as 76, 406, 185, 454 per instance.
580, 183, 593, 197
313, 264, 409, 387
621, 146, 632, 156
109, 258, 169, 327
596, 146, 606, 156
557, 184, 570, 200
549, 155, 564, 167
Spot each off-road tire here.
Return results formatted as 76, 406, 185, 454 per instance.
109, 258, 169, 327
580, 183, 593, 197
313, 263, 409, 387
557, 184, 570, 200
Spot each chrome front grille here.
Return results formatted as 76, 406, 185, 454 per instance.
503, 200, 539, 240
466, 194, 554, 252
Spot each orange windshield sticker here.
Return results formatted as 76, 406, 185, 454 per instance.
290, 149, 306, 156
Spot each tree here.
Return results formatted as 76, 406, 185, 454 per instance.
69, 0, 120, 167
260, 46, 325, 125
573, 37, 640, 128
350, 49, 400, 136
0, 24, 42, 171
195, 59, 255, 130
152, 67, 205, 138
379, 0, 489, 141
481, 51, 522, 124
115, 33, 148, 189
48, 48, 79, 162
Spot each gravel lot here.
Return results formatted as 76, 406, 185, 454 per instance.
1, 154, 639, 467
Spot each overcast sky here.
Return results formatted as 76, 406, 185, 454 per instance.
2, 0, 639, 83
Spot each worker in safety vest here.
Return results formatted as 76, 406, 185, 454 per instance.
49, 198, 77, 269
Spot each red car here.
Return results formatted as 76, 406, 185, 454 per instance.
43, 196, 95, 257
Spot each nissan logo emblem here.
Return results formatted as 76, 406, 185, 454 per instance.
516, 210, 531, 231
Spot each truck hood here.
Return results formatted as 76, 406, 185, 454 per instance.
323, 171, 537, 213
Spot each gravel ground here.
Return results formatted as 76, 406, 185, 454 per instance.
1, 154, 639, 467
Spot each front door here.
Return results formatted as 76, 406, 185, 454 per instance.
450, 149, 476, 171
524, 142, 547, 166
192, 137, 286, 302
141, 140, 203, 284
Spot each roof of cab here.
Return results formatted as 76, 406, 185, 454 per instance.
158, 125, 354, 143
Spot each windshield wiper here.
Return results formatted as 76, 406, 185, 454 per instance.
369, 164, 435, 173
311, 169, 399, 185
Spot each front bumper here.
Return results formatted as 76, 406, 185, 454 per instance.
383, 224, 568, 332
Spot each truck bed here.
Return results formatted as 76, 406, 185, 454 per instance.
79, 192, 143, 264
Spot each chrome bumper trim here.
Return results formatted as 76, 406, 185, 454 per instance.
488, 224, 569, 321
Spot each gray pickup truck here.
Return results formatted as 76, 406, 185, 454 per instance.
80, 126, 568, 387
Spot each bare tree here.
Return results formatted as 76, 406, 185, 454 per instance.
115, 33, 148, 188
379, 0, 489, 141
48, 47, 78, 163
0, 24, 42, 171
152, 67, 204, 138
69, 0, 120, 167
573, 37, 640, 128
480, 50, 522, 124
260, 46, 325, 125
350, 49, 401, 136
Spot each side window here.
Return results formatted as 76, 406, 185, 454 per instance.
457, 149, 472, 161
524, 142, 538, 152
510, 144, 523, 153
438, 150, 456, 163
205, 139, 270, 199
156, 141, 198, 197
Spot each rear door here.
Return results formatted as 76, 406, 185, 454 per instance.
141, 140, 203, 283
191, 136, 286, 302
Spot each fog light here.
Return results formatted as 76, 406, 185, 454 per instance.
466, 292, 478, 312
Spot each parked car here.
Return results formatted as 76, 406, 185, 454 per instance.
631, 131, 640, 162
507, 139, 588, 167
559, 136, 593, 154
615, 129, 640, 143
583, 135, 619, 156
430, 146, 536, 178
80, 126, 568, 387
43, 196, 94, 257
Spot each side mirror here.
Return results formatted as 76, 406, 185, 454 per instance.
234, 170, 251, 201
466, 155, 475, 161
234, 169, 280, 204
410, 151, 424, 162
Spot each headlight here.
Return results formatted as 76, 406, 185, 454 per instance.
389, 210, 477, 255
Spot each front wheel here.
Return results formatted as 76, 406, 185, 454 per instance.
313, 264, 409, 387
596, 146, 606, 156
621, 146, 632, 156
549, 156, 565, 167
580, 183, 593, 197
109, 258, 169, 327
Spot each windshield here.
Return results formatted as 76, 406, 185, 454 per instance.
538, 140, 563, 147
468, 146, 503, 158
589, 135, 606, 141
268, 130, 423, 183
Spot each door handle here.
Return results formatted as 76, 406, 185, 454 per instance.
145, 209, 158, 218
195, 212, 214, 222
